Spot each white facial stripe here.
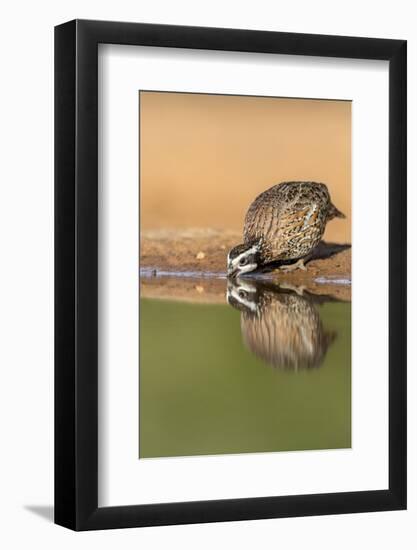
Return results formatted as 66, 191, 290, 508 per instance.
231, 245, 259, 267
236, 280, 257, 293
235, 263, 257, 275
229, 288, 257, 312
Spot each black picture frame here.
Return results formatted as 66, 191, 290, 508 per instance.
55, 19, 407, 531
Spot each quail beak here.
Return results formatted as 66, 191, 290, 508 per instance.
227, 263, 239, 278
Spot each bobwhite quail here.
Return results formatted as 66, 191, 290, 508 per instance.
227, 181, 345, 277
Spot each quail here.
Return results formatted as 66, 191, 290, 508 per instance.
227, 181, 345, 277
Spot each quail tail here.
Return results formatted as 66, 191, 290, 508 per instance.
327, 202, 346, 220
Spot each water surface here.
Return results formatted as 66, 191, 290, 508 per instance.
139, 278, 351, 458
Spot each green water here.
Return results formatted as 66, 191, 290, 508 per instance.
139, 281, 351, 458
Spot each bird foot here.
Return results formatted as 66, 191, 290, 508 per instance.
279, 259, 307, 272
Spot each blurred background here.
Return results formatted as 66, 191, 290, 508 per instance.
140, 91, 351, 243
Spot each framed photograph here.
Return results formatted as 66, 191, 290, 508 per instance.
55, 19, 406, 530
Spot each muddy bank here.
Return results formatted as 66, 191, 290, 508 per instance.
140, 228, 239, 275
141, 275, 227, 304
140, 229, 351, 302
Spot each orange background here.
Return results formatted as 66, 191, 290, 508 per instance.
140, 92, 351, 243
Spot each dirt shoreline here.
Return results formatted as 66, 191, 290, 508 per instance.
140, 229, 351, 302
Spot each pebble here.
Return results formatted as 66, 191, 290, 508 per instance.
196, 251, 205, 260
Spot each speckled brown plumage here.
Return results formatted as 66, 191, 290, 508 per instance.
244, 181, 344, 264
227, 279, 336, 370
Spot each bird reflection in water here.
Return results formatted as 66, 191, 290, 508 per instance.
227, 278, 336, 371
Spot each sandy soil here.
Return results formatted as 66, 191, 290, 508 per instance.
140, 229, 351, 302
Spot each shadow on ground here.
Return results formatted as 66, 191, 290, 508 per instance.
24, 505, 54, 523
309, 241, 351, 262
263, 241, 351, 271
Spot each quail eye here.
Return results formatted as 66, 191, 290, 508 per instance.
239, 257, 248, 266
238, 290, 247, 299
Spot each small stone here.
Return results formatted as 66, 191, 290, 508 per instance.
195, 285, 204, 293
220, 245, 226, 250
196, 251, 205, 260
